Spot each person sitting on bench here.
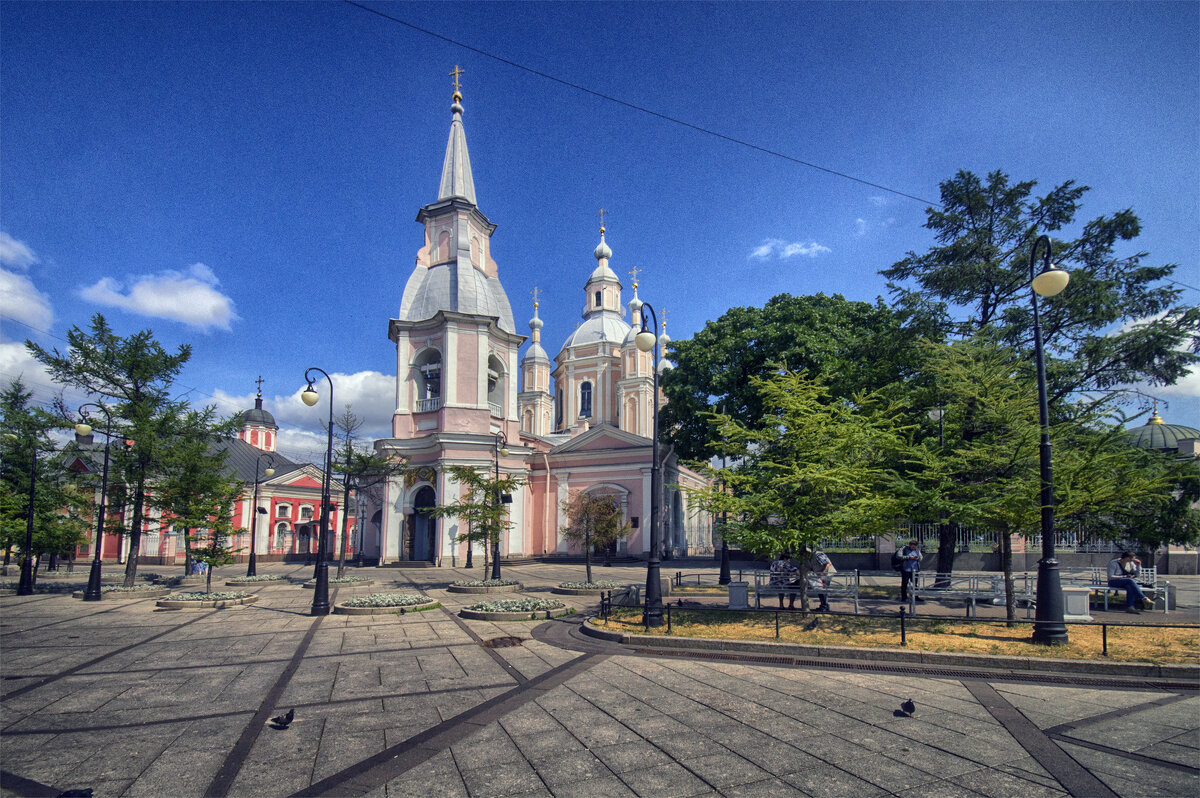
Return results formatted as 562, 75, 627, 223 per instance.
769, 552, 799, 610
1107, 551, 1150, 614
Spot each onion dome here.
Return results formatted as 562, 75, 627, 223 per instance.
594, 229, 612, 260
523, 298, 551, 365
242, 391, 277, 429
1125, 410, 1200, 452
589, 228, 619, 283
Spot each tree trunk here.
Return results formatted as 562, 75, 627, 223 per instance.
1001, 529, 1016, 624
205, 563, 212, 594
122, 471, 146, 587
3, 545, 10, 566
584, 527, 592, 584
337, 484, 352, 578
934, 519, 956, 588
32, 552, 41, 586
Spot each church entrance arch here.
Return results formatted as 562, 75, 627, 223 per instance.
410, 486, 437, 562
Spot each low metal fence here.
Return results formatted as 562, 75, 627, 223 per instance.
593, 595, 1198, 661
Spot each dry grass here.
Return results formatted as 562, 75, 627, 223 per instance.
595, 609, 1200, 665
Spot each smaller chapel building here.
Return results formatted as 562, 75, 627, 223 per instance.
367, 83, 712, 565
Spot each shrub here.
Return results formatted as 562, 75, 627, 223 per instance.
453, 578, 519, 587
342, 592, 435, 608
165, 591, 251, 601
559, 580, 623, 590
468, 597, 565, 613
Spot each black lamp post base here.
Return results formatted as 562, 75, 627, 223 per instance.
1031, 557, 1069, 645
82, 556, 104, 601
718, 542, 731, 586
247, 551, 257, 578
310, 562, 331, 616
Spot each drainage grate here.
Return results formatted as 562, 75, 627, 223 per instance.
482, 636, 524, 649
631, 648, 1197, 692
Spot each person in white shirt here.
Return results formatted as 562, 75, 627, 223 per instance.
1106, 551, 1148, 613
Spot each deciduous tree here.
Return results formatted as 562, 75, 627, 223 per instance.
560, 491, 632, 583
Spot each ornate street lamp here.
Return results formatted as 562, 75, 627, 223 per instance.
491, 431, 510, 581
1028, 234, 1070, 645
247, 452, 276, 577
634, 303, 665, 627
75, 404, 117, 601
301, 368, 334, 616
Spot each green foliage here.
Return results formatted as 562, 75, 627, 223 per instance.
0, 379, 91, 567
27, 314, 200, 586
191, 528, 244, 594
690, 370, 910, 577
882, 169, 1199, 402
661, 293, 930, 462
560, 491, 632, 583
428, 464, 525, 571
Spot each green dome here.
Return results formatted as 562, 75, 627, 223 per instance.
1124, 412, 1200, 451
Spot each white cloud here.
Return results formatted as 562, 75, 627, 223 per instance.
749, 238, 831, 261
0, 232, 38, 270
0, 268, 53, 332
855, 218, 867, 236
1150, 366, 1200, 400
869, 195, 892, 208
79, 262, 238, 332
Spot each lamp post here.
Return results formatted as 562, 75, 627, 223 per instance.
1028, 234, 1071, 645
75, 404, 116, 601
301, 368, 334, 616
491, 431, 510, 581
634, 303, 664, 627
247, 452, 276, 577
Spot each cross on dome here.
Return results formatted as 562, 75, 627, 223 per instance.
595, 207, 608, 234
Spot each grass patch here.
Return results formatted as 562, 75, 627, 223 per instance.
674, 585, 727, 595
593, 608, 1200, 665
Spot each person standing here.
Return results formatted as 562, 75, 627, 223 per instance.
811, 550, 836, 611
899, 540, 922, 604
1107, 551, 1149, 613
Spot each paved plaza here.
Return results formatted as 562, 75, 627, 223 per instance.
1, 562, 1197, 798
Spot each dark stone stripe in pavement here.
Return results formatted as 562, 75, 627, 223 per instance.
437, 604, 530, 685
1048, 733, 1200, 774
1043, 692, 1193, 736
394, 567, 531, 685
964, 679, 1118, 798
205, 612, 328, 798
0, 609, 216, 702
0, 768, 58, 797
292, 652, 609, 797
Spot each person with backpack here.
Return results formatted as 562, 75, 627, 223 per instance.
810, 550, 836, 612
1107, 551, 1150, 613
897, 540, 922, 604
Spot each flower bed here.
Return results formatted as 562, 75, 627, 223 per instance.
459, 596, 573, 621
447, 578, 523, 594
225, 575, 287, 585
72, 585, 171, 600
553, 580, 626, 595
333, 592, 440, 615
156, 591, 258, 609
302, 576, 373, 589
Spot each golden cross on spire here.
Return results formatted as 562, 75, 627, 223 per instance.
595, 207, 608, 233
661, 307, 669, 328
449, 65, 465, 93
254, 375, 264, 397
531, 285, 541, 308
627, 265, 642, 286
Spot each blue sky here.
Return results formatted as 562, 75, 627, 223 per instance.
2, 1, 1197, 462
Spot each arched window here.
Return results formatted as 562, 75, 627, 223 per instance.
437, 230, 451, 263
522, 408, 533, 433
487, 354, 505, 417
579, 381, 592, 418
555, 391, 563, 429
594, 290, 602, 308
414, 349, 443, 411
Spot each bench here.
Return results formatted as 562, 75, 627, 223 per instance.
753, 570, 859, 613
908, 573, 1030, 618
1061, 566, 1168, 613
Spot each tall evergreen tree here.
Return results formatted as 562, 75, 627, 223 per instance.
28, 314, 192, 585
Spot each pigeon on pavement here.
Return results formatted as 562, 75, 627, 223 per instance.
270, 708, 295, 729
900, 698, 916, 716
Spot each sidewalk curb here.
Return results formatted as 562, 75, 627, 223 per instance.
580, 618, 1200, 681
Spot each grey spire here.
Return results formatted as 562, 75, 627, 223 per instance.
437, 92, 477, 205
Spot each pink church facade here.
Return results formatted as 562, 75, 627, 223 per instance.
366, 85, 712, 565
